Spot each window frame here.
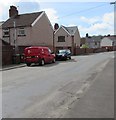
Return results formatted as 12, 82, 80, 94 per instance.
3, 29, 10, 37
18, 28, 26, 36
58, 36, 65, 42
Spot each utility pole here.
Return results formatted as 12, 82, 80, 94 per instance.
110, 1, 116, 35
14, 21, 16, 54
53, 30, 55, 53
110, 1, 116, 12
110, 1, 116, 5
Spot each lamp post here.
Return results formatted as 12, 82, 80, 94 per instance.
71, 35, 74, 55
110, 1, 116, 5
13, 20, 20, 64
13, 21, 17, 54
53, 30, 55, 53
110, 1, 116, 35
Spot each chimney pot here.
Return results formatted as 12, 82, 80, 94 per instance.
9, 5, 18, 18
54, 23, 59, 30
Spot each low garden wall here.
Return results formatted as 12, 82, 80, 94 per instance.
2, 46, 116, 66
74, 47, 115, 55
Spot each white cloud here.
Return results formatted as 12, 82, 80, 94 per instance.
29, 0, 114, 2
79, 12, 114, 37
80, 16, 100, 25
68, 24, 77, 27
0, 6, 3, 14
0, 1, 114, 36
0, 0, 17, 6
103, 12, 114, 25
41, 8, 59, 26
0, 0, 59, 24
0, 0, 39, 20
0, 0, 38, 6
0, 0, 20, 20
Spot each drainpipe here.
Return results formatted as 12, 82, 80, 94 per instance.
71, 35, 74, 55
53, 30, 55, 53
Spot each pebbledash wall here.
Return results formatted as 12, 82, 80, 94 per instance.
7, 13, 54, 51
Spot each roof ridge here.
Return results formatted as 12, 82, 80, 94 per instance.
2, 11, 44, 28
61, 25, 70, 34
18, 11, 43, 16
66, 26, 77, 28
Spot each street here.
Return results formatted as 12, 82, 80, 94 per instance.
2, 52, 114, 118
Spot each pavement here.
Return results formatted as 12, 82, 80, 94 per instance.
1, 63, 26, 71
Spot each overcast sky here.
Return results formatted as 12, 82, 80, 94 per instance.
0, 0, 115, 37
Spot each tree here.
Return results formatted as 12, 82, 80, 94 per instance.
81, 44, 89, 48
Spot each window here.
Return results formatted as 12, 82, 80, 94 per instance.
58, 36, 65, 42
18, 28, 25, 36
95, 42, 97, 45
3, 29, 9, 37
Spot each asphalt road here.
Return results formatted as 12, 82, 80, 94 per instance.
62, 58, 114, 118
2, 51, 115, 118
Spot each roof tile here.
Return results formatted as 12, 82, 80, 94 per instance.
2, 11, 43, 28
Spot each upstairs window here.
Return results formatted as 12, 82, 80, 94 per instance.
3, 29, 9, 37
18, 28, 25, 36
94, 42, 97, 45
58, 36, 65, 42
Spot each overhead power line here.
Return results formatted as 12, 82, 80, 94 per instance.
58, 3, 109, 19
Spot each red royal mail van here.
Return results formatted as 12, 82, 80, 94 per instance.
24, 46, 55, 66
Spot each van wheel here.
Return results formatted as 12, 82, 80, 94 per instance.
40, 59, 45, 66
26, 63, 31, 66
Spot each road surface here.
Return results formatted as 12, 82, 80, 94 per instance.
2, 52, 114, 118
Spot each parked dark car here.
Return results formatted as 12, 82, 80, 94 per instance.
56, 49, 71, 60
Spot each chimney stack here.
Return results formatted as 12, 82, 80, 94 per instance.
9, 6, 18, 18
54, 23, 59, 31
86, 33, 89, 38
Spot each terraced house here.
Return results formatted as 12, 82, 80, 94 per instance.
1, 5, 81, 65
2, 6, 54, 53
54, 25, 80, 54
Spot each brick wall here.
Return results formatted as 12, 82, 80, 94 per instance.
74, 47, 112, 55
74, 48, 85, 55
2, 45, 116, 65
2, 46, 14, 65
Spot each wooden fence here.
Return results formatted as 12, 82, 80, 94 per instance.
2, 46, 14, 65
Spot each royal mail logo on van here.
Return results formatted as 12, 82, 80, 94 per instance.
28, 50, 31, 54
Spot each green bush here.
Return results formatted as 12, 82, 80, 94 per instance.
81, 44, 89, 48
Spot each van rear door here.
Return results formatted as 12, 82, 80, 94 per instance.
25, 47, 40, 58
